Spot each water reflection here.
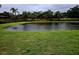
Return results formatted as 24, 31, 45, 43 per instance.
6, 23, 79, 31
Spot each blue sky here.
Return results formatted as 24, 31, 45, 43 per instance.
0, 4, 77, 13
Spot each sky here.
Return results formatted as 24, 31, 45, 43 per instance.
0, 4, 78, 13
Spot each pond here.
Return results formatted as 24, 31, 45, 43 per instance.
6, 23, 79, 31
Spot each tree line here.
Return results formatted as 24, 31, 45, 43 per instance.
0, 5, 79, 22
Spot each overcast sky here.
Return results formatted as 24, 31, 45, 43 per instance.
0, 4, 77, 13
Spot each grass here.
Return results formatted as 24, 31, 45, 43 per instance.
0, 21, 79, 54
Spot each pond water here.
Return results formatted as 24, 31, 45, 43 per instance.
6, 23, 79, 31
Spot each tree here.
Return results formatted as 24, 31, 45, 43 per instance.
61, 12, 67, 18
54, 11, 61, 20
0, 4, 2, 13
10, 8, 19, 21
67, 5, 79, 18
31, 12, 41, 20
41, 10, 53, 20
22, 11, 28, 21
3, 11, 11, 17
35, 11, 43, 19
10, 8, 19, 16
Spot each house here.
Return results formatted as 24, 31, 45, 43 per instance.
0, 12, 11, 19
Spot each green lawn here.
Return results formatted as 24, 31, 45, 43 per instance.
0, 22, 79, 55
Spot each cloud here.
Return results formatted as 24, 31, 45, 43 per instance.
0, 4, 77, 13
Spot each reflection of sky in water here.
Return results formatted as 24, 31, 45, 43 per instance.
6, 23, 79, 31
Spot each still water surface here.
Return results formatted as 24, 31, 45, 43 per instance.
6, 23, 79, 31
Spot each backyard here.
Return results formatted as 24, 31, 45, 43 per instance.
0, 21, 79, 54
0, 4, 79, 55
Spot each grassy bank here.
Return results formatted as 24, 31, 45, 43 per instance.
0, 18, 79, 23
0, 22, 79, 55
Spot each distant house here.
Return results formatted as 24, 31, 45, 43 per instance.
0, 12, 11, 19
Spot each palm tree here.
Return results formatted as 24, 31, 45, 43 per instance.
10, 8, 19, 22
10, 8, 19, 16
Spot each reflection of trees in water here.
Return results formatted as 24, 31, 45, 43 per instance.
22, 23, 52, 31
23, 24, 28, 30
7, 23, 79, 31
42, 23, 53, 30
13, 27, 18, 29
22, 23, 61, 31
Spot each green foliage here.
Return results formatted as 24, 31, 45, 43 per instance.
10, 8, 19, 15
67, 5, 79, 18
0, 5, 79, 22
41, 10, 53, 19
54, 11, 61, 20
